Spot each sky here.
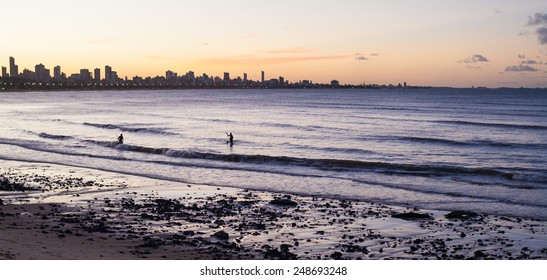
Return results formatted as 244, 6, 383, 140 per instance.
1, 0, 546, 87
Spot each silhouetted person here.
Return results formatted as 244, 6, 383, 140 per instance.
226, 132, 233, 146
118, 134, 124, 144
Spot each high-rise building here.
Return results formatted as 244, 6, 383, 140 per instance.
94, 68, 101, 82
111, 71, 118, 83
105, 65, 112, 83
223, 72, 230, 81
80, 69, 92, 83
243, 73, 247, 83
35, 64, 50, 82
261, 71, 265, 83
9, 57, 18, 78
279, 76, 284, 84
54, 66, 61, 80
1, 67, 7, 78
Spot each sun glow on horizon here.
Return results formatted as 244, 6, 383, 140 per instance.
1, 0, 546, 87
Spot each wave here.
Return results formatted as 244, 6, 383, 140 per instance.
396, 136, 547, 149
437, 120, 547, 130
82, 122, 176, 135
86, 141, 519, 180
37, 133, 74, 140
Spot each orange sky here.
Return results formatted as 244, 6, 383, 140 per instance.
1, 0, 546, 87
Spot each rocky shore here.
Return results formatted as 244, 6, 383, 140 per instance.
1, 161, 546, 260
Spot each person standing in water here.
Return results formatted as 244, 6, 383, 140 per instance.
118, 134, 124, 144
226, 132, 233, 146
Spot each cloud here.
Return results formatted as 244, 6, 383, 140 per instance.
494, 9, 502, 14
458, 54, 489, 63
527, 13, 547, 26
521, 59, 541, 64
519, 30, 531, 36
518, 54, 526, 59
537, 26, 547, 44
526, 13, 547, 45
466, 65, 482, 70
355, 56, 368, 61
370, 53, 380, 56
505, 65, 539, 72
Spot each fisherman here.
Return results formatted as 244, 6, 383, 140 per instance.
226, 132, 234, 146
118, 133, 124, 144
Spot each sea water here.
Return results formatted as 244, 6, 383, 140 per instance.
0, 88, 546, 219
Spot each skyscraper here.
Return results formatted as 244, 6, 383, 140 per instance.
94, 68, 101, 82
243, 73, 247, 83
9, 57, 18, 78
35, 64, 50, 82
223, 72, 230, 81
261, 71, 265, 83
105, 66, 112, 83
1, 67, 7, 78
54, 66, 61, 80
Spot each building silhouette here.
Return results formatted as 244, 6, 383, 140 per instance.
9, 57, 18, 78
94, 68, 101, 82
54, 66, 61, 80
261, 71, 265, 83
105, 65, 112, 83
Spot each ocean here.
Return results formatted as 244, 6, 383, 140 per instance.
1, 88, 546, 220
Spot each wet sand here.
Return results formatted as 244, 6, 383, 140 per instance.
1, 160, 546, 260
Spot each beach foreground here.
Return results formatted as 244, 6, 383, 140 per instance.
1, 160, 546, 260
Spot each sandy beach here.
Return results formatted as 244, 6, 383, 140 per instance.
1, 159, 546, 260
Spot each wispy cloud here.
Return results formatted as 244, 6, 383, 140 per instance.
458, 54, 489, 63
527, 13, 547, 26
505, 65, 539, 72
353, 51, 379, 61
526, 13, 547, 45
537, 26, 547, 44
521, 59, 542, 64
518, 54, 526, 59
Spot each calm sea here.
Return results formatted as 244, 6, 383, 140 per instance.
1, 89, 546, 219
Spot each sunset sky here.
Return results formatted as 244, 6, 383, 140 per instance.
1, 0, 546, 87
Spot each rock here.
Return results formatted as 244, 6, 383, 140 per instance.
474, 250, 487, 258
445, 211, 480, 220
392, 212, 432, 221
269, 199, 298, 207
330, 251, 343, 260
213, 230, 230, 240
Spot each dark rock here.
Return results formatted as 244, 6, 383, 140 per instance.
474, 250, 487, 258
269, 199, 298, 207
213, 230, 230, 240
445, 211, 480, 220
392, 212, 432, 221
330, 251, 343, 260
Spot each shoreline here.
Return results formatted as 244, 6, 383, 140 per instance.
1, 160, 546, 260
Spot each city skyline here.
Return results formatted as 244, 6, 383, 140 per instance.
1, 1, 546, 87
